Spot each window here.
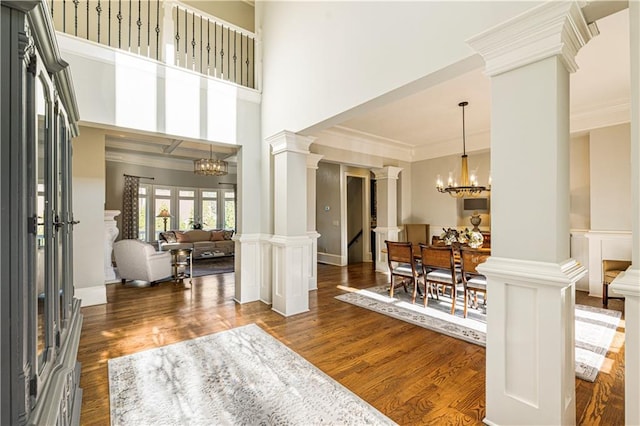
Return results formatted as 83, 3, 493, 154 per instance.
135, 185, 235, 241
201, 191, 218, 229
178, 190, 195, 230
224, 191, 236, 230
154, 188, 172, 239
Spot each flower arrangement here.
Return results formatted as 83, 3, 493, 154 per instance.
440, 227, 484, 248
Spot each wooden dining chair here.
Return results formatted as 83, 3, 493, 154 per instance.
385, 240, 422, 301
459, 246, 491, 318
419, 244, 462, 314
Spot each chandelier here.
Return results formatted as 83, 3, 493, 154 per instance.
194, 145, 228, 176
436, 101, 490, 198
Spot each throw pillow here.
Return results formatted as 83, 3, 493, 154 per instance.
175, 231, 189, 243
223, 229, 234, 240
161, 231, 177, 243
210, 230, 225, 241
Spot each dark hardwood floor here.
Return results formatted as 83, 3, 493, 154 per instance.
77, 263, 625, 425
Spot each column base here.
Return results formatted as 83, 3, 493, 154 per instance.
233, 233, 271, 304
478, 257, 586, 426
271, 235, 312, 317
610, 268, 640, 425
308, 231, 320, 291
373, 226, 401, 272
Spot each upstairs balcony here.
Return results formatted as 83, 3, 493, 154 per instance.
49, 0, 257, 90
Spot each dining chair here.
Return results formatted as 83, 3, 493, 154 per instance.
385, 240, 422, 301
602, 259, 631, 307
419, 244, 462, 314
459, 246, 491, 318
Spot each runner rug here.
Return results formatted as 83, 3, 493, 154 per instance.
108, 324, 395, 425
336, 285, 622, 382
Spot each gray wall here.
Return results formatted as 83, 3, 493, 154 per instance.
316, 162, 341, 254
105, 161, 237, 239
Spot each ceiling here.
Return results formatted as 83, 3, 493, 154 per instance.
105, 7, 629, 169
317, 7, 630, 162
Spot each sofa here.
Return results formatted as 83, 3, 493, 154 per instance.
159, 229, 235, 259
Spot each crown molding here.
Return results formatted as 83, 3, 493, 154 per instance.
467, 1, 597, 76
571, 98, 630, 133
267, 131, 314, 155
314, 126, 413, 163
106, 150, 237, 174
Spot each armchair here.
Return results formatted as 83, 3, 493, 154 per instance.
113, 239, 172, 285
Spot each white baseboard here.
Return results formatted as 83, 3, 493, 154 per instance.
318, 252, 344, 266
75, 285, 107, 307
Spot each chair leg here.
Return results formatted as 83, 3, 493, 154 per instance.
121, 278, 126, 285
450, 286, 456, 315
463, 289, 468, 318
602, 282, 608, 308
389, 276, 395, 298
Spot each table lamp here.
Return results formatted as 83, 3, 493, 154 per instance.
156, 208, 171, 232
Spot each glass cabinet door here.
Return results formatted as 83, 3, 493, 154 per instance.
33, 73, 50, 374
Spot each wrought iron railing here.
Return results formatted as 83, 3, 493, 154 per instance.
49, 0, 256, 89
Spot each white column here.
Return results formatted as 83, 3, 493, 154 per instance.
372, 166, 402, 273
307, 153, 323, 291
610, 2, 640, 424
468, 2, 593, 425
104, 210, 120, 283
268, 131, 313, 316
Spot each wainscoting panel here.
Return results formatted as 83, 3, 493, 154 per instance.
570, 230, 590, 292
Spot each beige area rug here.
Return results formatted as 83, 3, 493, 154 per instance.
108, 324, 396, 425
336, 285, 622, 382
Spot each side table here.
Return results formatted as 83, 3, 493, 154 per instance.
169, 248, 193, 285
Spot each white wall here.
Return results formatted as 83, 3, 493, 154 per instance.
257, 1, 536, 138
183, 0, 255, 32
72, 127, 107, 306
590, 123, 631, 231
570, 134, 591, 230
57, 33, 260, 147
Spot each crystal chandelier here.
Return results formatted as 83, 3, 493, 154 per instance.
194, 145, 228, 176
435, 101, 490, 198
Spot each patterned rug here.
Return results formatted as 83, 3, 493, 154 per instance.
108, 324, 395, 425
336, 285, 622, 382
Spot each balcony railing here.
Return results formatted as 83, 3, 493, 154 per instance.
49, 0, 256, 89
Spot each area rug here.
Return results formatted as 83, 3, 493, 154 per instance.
336, 285, 622, 382
190, 256, 234, 277
108, 324, 395, 425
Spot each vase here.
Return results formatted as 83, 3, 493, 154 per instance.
470, 212, 482, 232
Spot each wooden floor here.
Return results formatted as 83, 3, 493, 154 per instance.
78, 263, 625, 425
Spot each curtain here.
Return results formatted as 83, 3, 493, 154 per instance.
122, 175, 140, 239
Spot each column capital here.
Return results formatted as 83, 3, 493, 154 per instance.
372, 166, 403, 180
307, 153, 324, 169
467, 1, 597, 76
610, 267, 640, 298
267, 131, 315, 155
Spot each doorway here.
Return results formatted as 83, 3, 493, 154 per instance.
347, 176, 365, 264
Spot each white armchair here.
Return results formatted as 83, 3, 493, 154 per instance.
113, 239, 172, 285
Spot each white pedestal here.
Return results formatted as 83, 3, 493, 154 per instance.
308, 231, 320, 291
610, 268, 640, 425
270, 235, 311, 316
233, 233, 263, 304
479, 257, 586, 426
104, 210, 120, 282
373, 226, 401, 273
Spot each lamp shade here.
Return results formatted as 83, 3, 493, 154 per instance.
156, 208, 171, 218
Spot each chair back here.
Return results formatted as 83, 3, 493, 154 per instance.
386, 240, 414, 265
404, 224, 429, 247
460, 247, 491, 275
419, 244, 455, 271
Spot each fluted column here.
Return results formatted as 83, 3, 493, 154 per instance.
268, 131, 313, 316
372, 166, 402, 272
610, 2, 640, 424
307, 153, 323, 291
104, 210, 120, 282
468, 2, 593, 424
